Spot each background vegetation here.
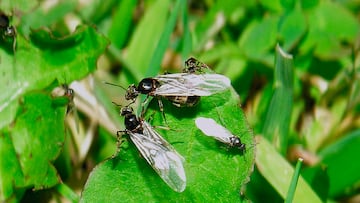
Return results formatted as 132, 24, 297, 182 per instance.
0, 0, 359, 202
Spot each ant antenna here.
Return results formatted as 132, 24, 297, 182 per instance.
112, 101, 122, 107
103, 81, 128, 91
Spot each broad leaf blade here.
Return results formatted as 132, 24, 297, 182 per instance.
318, 130, 360, 197
81, 88, 255, 202
0, 92, 68, 201
0, 25, 109, 128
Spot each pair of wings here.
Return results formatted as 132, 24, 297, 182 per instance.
152, 73, 231, 96
128, 121, 186, 193
195, 117, 237, 145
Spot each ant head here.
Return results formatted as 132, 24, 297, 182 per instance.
229, 136, 246, 153
120, 106, 134, 116
104, 81, 134, 99
185, 57, 196, 67
183, 57, 209, 73
62, 84, 74, 100
125, 84, 139, 100
4, 26, 16, 37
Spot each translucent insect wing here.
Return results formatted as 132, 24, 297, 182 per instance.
154, 73, 231, 96
195, 117, 233, 144
129, 122, 186, 192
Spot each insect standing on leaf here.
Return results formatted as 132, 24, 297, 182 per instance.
0, 12, 16, 51
195, 117, 246, 153
125, 70, 231, 122
62, 84, 75, 114
183, 57, 210, 73
117, 106, 186, 192
51, 84, 75, 114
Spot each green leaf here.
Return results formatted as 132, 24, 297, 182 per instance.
0, 0, 39, 14
19, 0, 77, 37
280, 0, 296, 10
278, 7, 307, 51
0, 131, 25, 202
0, 25, 109, 129
193, 0, 243, 52
0, 92, 67, 201
301, 165, 329, 202
301, 0, 319, 10
256, 137, 322, 203
78, 0, 118, 24
318, 130, 360, 197
299, 1, 359, 59
81, 88, 255, 202
238, 16, 278, 60
259, 0, 282, 12
262, 44, 294, 154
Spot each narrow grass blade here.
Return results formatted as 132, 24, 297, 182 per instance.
180, 1, 192, 61
138, 0, 185, 114
285, 158, 304, 203
124, 0, 170, 76
108, 0, 137, 49
145, 0, 184, 77
55, 183, 79, 203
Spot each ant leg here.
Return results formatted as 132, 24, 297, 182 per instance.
146, 110, 156, 123
157, 99, 168, 126
112, 131, 125, 158
128, 99, 136, 106
12, 36, 16, 52
140, 95, 150, 118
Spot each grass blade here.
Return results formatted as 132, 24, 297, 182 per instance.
262, 44, 294, 154
256, 137, 322, 203
55, 183, 79, 203
180, 1, 192, 60
285, 158, 304, 203
145, 0, 184, 77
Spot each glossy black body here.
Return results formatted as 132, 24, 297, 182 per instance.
127, 77, 200, 108
121, 107, 143, 133
138, 78, 161, 94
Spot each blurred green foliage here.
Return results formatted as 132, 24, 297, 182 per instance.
0, 0, 359, 202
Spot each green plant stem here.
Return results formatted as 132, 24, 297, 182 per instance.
55, 183, 79, 203
285, 158, 304, 203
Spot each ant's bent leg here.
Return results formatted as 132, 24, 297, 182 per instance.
112, 131, 125, 158
140, 95, 151, 118
157, 99, 168, 126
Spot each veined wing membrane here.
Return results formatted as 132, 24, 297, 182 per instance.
195, 117, 233, 144
129, 121, 186, 192
153, 73, 231, 96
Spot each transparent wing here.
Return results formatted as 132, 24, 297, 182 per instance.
128, 121, 186, 192
153, 73, 231, 96
195, 117, 233, 144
